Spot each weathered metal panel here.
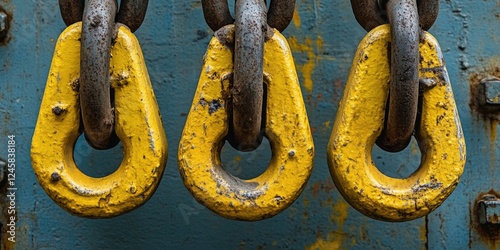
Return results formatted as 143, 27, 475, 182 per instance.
0, 0, 499, 249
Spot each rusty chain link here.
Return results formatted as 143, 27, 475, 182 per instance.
231, 0, 267, 151
115, 0, 149, 33
202, 0, 296, 32
80, 0, 119, 149
202, 0, 296, 151
375, 0, 419, 152
58, 0, 85, 26
58, 0, 148, 32
351, 0, 439, 31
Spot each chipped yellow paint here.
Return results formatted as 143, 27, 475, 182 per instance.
234, 155, 242, 162
316, 36, 324, 50
289, 37, 315, 92
489, 120, 497, 174
288, 35, 328, 92
292, 9, 301, 27
331, 199, 349, 229
30, 22, 168, 218
305, 232, 342, 250
178, 25, 314, 221
327, 25, 466, 222
306, 198, 349, 249
323, 120, 331, 129
420, 220, 427, 246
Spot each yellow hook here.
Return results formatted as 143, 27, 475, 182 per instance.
31, 22, 168, 218
178, 25, 314, 221
327, 25, 466, 222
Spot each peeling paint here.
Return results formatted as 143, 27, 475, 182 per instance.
288, 36, 326, 92
305, 233, 342, 250
292, 8, 301, 28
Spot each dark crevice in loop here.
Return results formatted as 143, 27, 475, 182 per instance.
80, 0, 120, 150
59, 0, 85, 26
202, 0, 295, 32
375, 0, 420, 152
116, 0, 149, 33
351, 0, 439, 31
231, 0, 267, 152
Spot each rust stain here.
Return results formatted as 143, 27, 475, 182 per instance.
469, 67, 500, 122
312, 182, 320, 197
490, 119, 497, 172
470, 67, 500, 175
332, 79, 343, 104
0, 6, 12, 46
311, 179, 336, 197
472, 190, 500, 249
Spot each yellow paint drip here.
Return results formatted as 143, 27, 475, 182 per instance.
327, 25, 466, 222
420, 220, 427, 245
293, 9, 301, 27
31, 22, 168, 218
287, 35, 328, 93
178, 25, 314, 221
305, 234, 342, 250
331, 199, 349, 228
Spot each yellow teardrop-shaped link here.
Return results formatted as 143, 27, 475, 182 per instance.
178, 25, 314, 221
31, 22, 168, 218
328, 25, 466, 222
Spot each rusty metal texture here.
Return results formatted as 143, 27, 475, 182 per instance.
351, 0, 438, 31
202, 0, 294, 32
80, 0, 119, 149
350, 0, 385, 32
477, 194, 500, 225
375, 0, 419, 152
201, 0, 233, 31
267, 0, 295, 32
230, 0, 267, 151
417, 0, 439, 31
58, 0, 84, 26
116, 0, 149, 32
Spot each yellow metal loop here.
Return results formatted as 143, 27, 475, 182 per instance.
31, 22, 168, 218
327, 25, 466, 222
178, 25, 314, 221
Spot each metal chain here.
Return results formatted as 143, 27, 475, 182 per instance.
59, 0, 85, 26
57, 0, 150, 149
351, 0, 439, 31
201, 0, 295, 32
375, 0, 419, 152
115, 0, 149, 33
58, 0, 149, 32
80, 0, 119, 149
230, 0, 267, 151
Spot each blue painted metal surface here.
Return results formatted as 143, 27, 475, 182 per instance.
0, 0, 499, 249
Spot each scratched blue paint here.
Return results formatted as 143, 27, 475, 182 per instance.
0, 0, 499, 249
